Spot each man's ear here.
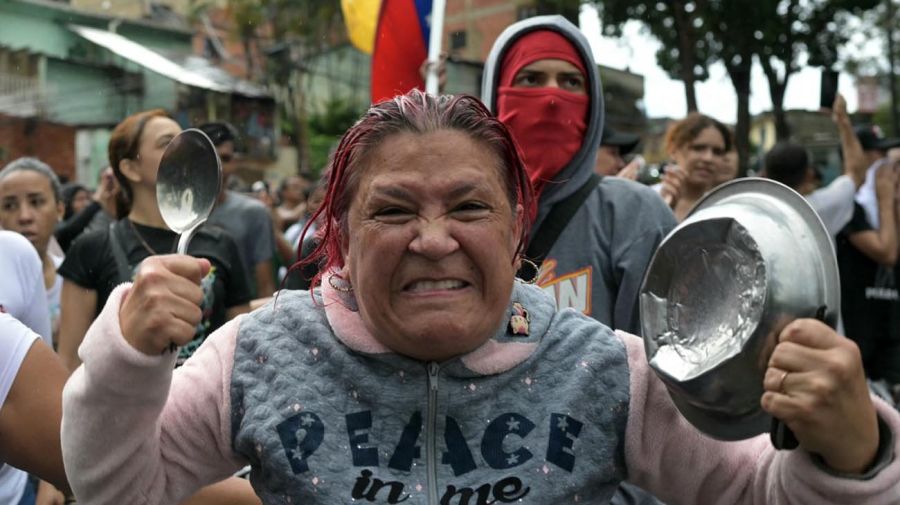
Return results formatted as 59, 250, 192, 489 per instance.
118, 159, 141, 184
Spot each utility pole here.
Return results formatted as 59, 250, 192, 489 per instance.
887, 0, 899, 136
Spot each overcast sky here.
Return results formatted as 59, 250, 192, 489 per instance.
578, 5, 882, 124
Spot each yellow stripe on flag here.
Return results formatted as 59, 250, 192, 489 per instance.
341, 0, 381, 54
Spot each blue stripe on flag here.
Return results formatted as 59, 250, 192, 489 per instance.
413, 0, 433, 49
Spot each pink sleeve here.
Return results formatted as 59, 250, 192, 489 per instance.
62, 285, 248, 505
617, 330, 900, 505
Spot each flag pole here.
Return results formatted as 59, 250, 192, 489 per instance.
425, 0, 446, 95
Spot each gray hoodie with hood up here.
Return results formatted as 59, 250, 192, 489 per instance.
482, 16, 676, 335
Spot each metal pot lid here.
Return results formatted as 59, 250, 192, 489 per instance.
640, 178, 840, 440
689, 178, 839, 317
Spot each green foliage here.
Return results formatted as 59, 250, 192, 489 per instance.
593, 0, 883, 167
307, 132, 337, 179
305, 98, 365, 177
597, 0, 714, 84
874, 99, 899, 137
229, 0, 266, 38
308, 98, 363, 136
533, 0, 582, 24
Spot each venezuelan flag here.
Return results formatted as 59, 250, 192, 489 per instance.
341, 0, 381, 54
369, 0, 433, 103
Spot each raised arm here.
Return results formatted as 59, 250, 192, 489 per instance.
831, 94, 868, 188
56, 280, 96, 371
62, 256, 247, 505
0, 320, 69, 493
849, 165, 898, 266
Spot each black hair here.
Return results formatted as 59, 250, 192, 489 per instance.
0, 157, 63, 203
196, 122, 239, 148
764, 142, 810, 190
61, 182, 90, 220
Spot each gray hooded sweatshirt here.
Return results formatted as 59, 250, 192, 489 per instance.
481, 16, 677, 334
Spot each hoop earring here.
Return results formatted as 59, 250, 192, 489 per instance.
327, 273, 353, 293
516, 258, 540, 285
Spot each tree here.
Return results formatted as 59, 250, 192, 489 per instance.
755, 0, 880, 141
699, 0, 759, 173
194, 0, 344, 173
596, 0, 713, 112
261, 1, 344, 174
534, 0, 581, 24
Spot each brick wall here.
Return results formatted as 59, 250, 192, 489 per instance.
0, 114, 76, 181
446, 0, 520, 61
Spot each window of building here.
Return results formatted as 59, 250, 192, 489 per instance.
450, 30, 467, 50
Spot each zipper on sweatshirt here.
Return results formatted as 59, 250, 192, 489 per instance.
426, 362, 440, 505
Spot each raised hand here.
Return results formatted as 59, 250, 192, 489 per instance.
762, 319, 879, 473
119, 255, 211, 356
830, 93, 847, 120
660, 165, 685, 208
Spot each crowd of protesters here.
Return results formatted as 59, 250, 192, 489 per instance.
0, 13, 898, 505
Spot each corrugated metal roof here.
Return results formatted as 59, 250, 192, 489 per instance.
69, 24, 270, 98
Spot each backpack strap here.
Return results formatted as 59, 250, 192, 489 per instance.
108, 221, 134, 284
518, 173, 602, 279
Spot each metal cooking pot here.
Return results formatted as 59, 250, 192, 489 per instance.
639, 178, 840, 440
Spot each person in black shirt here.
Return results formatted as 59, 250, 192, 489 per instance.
837, 163, 899, 399
57, 110, 252, 371
54, 168, 119, 253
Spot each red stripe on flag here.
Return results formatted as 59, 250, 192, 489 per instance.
370, 0, 428, 104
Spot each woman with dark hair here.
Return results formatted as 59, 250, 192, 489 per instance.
0, 157, 65, 346
60, 182, 90, 221
56, 109, 252, 372
661, 112, 733, 221
54, 167, 119, 253
62, 90, 900, 504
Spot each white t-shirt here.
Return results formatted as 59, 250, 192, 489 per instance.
856, 158, 886, 228
0, 230, 51, 501
0, 231, 51, 346
0, 315, 40, 503
806, 175, 857, 238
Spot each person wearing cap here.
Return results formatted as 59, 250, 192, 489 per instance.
594, 127, 640, 176
762, 94, 869, 238
854, 123, 900, 229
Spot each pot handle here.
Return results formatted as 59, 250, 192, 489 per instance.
770, 305, 829, 450
770, 417, 798, 450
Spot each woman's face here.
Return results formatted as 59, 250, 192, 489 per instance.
129, 117, 181, 189
344, 129, 521, 362
0, 170, 63, 254
714, 150, 738, 187
670, 126, 727, 189
71, 188, 91, 215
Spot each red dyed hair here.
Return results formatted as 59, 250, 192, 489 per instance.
296, 89, 536, 289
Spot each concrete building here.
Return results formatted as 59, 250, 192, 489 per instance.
750, 110, 841, 179
0, 0, 273, 184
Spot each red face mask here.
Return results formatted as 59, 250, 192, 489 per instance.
498, 86, 589, 196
